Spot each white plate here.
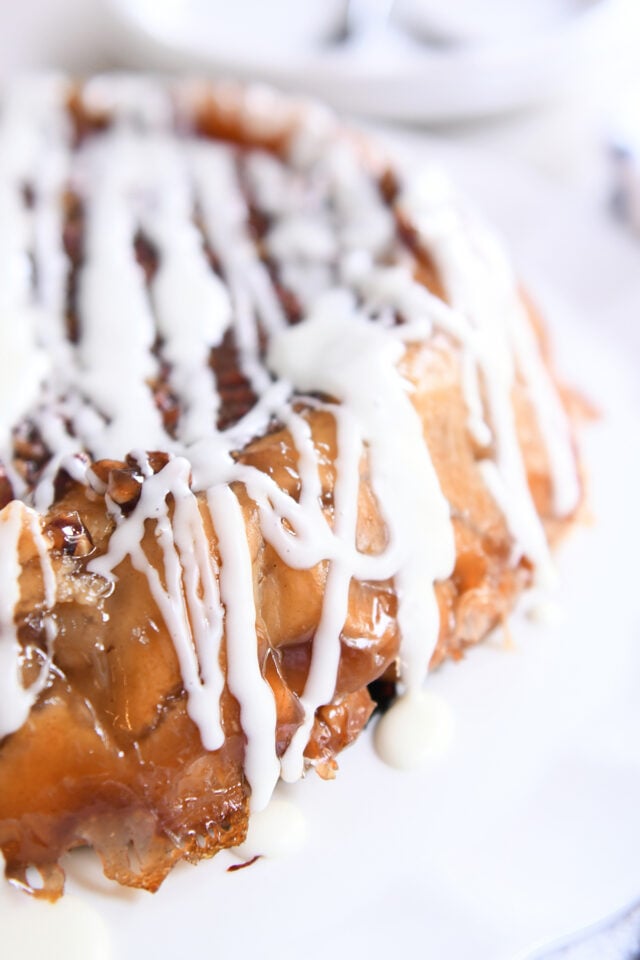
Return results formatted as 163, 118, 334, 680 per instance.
3, 138, 640, 960
102, 0, 633, 122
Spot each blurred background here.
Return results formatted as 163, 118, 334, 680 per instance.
2, 0, 640, 200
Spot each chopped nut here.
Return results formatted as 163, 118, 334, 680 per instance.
88, 459, 127, 494
106, 469, 143, 513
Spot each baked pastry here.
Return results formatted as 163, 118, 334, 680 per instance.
0, 76, 581, 899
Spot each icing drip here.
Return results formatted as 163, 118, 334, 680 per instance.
269, 294, 456, 756
142, 139, 233, 444
0, 79, 70, 457
89, 457, 226, 751
0, 78, 580, 810
207, 486, 280, 810
75, 131, 171, 459
374, 690, 455, 770
399, 167, 580, 563
191, 143, 285, 396
0, 502, 57, 739
279, 400, 364, 783
509, 300, 580, 518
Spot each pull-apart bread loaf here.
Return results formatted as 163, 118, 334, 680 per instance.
0, 77, 582, 899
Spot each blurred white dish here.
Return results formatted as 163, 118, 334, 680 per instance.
104, 0, 630, 120
394, 0, 604, 46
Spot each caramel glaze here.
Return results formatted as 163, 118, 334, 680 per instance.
0, 314, 578, 899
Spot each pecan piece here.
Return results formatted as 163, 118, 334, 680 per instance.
45, 511, 94, 557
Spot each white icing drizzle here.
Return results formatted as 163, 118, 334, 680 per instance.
0, 502, 57, 739
142, 137, 232, 444
231, 795, 307, 861
279, 400, 363, 783
0, 78, 70, 457
245, 150, 336, 312
207, 485, 280, 810
509, 299, 581, 517
89, 457, 226, 752
269, 296, 455, 698
74, 130, 171, 459
0, 79, 579, 810
322, 140, 395, 256
399, 166, 580, 552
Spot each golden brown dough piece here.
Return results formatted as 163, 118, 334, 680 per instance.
0, 77, 581, 899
